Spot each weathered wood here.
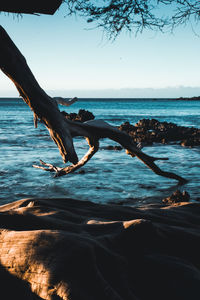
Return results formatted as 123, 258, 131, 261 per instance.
0, 25, 78, 164
53, 96, 78, 107
33, 137, 99, 176
34, 118, 187, 184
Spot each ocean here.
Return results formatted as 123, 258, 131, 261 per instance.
0, 98, 200, 206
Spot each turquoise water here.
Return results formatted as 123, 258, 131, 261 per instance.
0, 98, 200, 205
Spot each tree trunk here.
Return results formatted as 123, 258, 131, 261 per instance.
0, 25, 78, 164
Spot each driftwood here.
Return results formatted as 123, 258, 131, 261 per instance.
0, 25, 78, 165
33, 117, 187, 183
0, 25, 187, 184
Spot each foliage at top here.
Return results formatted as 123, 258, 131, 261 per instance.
66, 0, 200, 38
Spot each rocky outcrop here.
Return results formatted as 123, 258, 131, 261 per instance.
175, 96, 200, 101
60, 108, 200, 148
119, 118, 200, 147
180, 138, 200, 147
162, 190, 190, 204
104, 145, 123, 150
0, 198, 200, 299
61, 109, 95, 122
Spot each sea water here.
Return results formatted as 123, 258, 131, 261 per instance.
0, 98, 199, 206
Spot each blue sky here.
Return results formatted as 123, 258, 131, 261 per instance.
1, 3, 200, 98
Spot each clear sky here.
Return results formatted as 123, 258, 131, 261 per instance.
1, 3, 200, 98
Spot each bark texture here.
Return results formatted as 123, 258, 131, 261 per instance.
0, 25, 78, 164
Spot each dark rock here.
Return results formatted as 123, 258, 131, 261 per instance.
175, 96, 200, 101
162, 190, 190, 204
118, 122, 136, 133
105, 145, 123, 151
61, 109, 95, 122
181, 138, 200, 147
119, 118, 200, 148
161, 138, 168, 144
76, 109, 95, 122
78, 170, 85, 174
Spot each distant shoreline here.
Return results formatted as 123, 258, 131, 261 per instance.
174, 96, 200, 101
1, 97, 200, 101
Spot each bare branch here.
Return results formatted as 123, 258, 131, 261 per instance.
34, 119, 187, 184
53, 96, 78, 107
33, 160, 62, 172
0, 25, 78, 164
33, 137, 99, 177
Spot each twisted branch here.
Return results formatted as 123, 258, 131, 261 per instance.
34, 119, 187, 184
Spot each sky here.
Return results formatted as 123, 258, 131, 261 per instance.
1, 3, 200, 98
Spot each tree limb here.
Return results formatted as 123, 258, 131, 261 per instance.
53, 96, 78, 107
33, 137, 99, 176
34, 119, 187, 184
0, 25, 78, 164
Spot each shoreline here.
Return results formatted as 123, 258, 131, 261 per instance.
1, 96, 200, 101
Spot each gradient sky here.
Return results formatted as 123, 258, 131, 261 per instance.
1, 3, 200, 97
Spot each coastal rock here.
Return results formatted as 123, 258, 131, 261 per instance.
118, 121, 136, 133
180, 138, 200, 147
175, 96, 200, 101
119, 118, 200, 147
162, 190, 190, 204
61, 109, 200, 148
0, 198, 200, 299
61, 109, 95, 122
105, 145, 123, 150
